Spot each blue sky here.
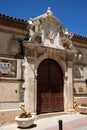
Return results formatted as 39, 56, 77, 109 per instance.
0, 0, 87, 36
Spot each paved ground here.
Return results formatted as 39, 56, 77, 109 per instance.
0, 113, 87, 130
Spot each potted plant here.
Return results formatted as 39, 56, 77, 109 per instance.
78, 104, 87, 114
15, 104, 36, 128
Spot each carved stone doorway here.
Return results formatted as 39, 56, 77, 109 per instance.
37, 59, 64, 114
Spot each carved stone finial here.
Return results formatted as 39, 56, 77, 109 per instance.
65, 28, 69, 35
47, 7, 53, 16
29, 18, 33, 25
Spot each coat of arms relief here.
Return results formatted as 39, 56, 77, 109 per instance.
41, 16, 61, 48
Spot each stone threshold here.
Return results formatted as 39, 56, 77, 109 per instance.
36, 112, 68, 120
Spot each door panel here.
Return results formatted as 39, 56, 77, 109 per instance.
37, 59, 64, 114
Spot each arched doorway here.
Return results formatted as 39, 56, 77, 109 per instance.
37, 59, 64, 114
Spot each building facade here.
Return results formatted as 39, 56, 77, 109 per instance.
0, 8, 87, 117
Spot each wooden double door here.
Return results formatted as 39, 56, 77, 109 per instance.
37, 59, 64, 114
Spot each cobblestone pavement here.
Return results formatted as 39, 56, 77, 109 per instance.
0, 113, 87, 130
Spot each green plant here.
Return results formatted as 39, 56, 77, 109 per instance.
18, 112, 32, 118
81, 103, 87, 107
19, 103, 32, 118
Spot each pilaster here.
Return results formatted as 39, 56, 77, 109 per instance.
23, 57, 37, 113
64, 62, 74, 112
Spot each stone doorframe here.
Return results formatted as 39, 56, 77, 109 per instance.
23, 44, 74, 114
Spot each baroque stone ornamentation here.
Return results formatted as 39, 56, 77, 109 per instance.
28, 18, 42, 44
61, 29, 74, 50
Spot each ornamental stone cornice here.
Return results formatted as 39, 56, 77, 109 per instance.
24, 43, 74, 62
